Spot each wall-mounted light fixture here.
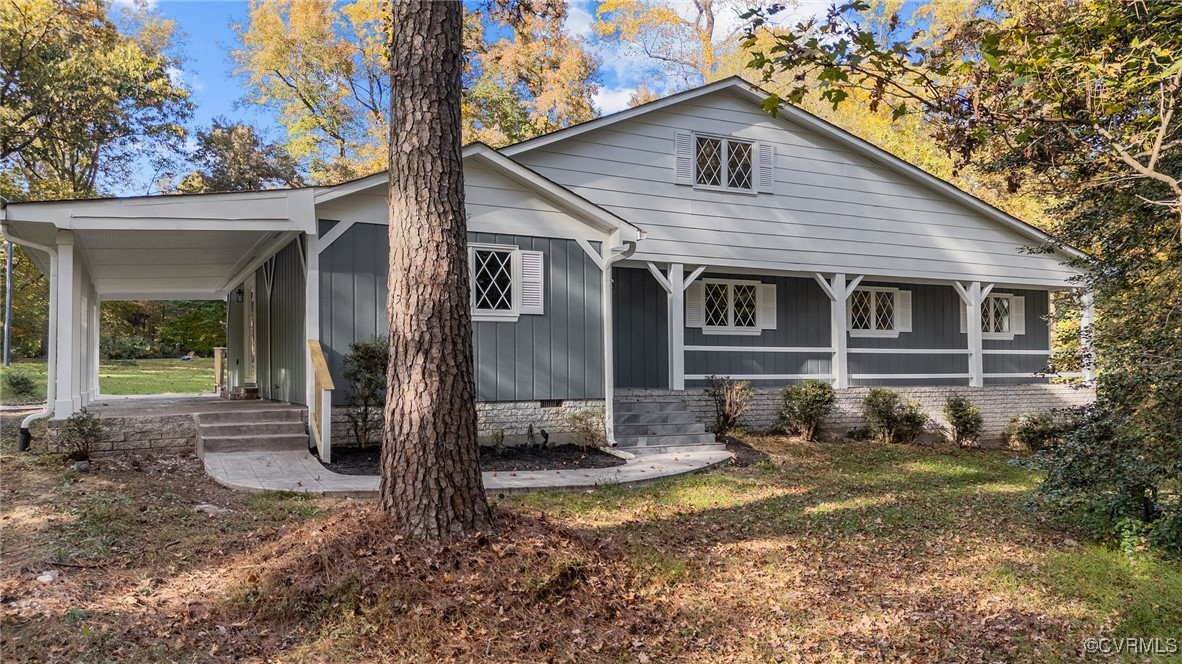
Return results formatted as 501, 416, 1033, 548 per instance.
235, 287, 244, 303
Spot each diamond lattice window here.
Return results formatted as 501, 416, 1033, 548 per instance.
850, 288, 898, 333
728, 141, 753, 190
733, 284, 757, 327
982, 295, 1010, 334
705, 282, 729, 327
696, 136, 723, 187
473, 249, 513, 312
850, 290, 873, 330
694, 135, 754, 192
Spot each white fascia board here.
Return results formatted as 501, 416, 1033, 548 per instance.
4, 188, 316, 234
615, 256, 1076, 290
216, 230, 302, 293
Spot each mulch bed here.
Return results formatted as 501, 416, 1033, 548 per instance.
324, 443, 626, 476
718, 435, 772, 466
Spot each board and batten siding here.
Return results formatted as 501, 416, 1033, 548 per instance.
254, 238, 306, 405
317, 223, 604, 404
613, 267, 668, 388
510, 88, 1077, 287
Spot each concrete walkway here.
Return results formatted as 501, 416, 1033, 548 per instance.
203, 448, 733, 497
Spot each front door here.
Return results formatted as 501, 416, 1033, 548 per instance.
243, 273, 258, 386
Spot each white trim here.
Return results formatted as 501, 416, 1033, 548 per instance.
1080, 290, 1096, 383
315, 219, 356, 255
849, 330, 901, 339
849, 348, 969, 354
691, 133, 757, 194
984, 373, 1059, 378
685, 345, 832, 353
686, 373, 834, 381
850, 373, 970, 380
683, 265, 707, 290
981, 292, 1017, 340
847, 286, 903, 337
576, 239, 605, 270
216, 231, 301, 295
645, 262, 672, 293
668, 264, 685, 390
981, 349, 1050, 355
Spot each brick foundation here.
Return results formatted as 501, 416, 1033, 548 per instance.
617, 383, 1096, 447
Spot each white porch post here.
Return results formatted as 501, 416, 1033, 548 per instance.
1080, 290, 1096, 384
90, 290, 100, 400
668, 263, 686, 391
79, 288, 89, 408
53, 230, 76, 417
953, 280, 992, 388
814, 273, 861, 389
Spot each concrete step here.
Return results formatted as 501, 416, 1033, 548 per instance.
199, 433, 309, 454
616, 432, 718, 448
614, 421, 707, 437
198, 421, 307, 438
195, 408, 305, 425
627, 443, 730, 457
614, 400, 686, 414
614, 411, 698, 425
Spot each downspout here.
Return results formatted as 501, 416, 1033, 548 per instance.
601, 239, 637, 447
0, 218, 58, 452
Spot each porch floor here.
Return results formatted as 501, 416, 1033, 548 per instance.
203, 448, 733, 497
84, 394, 301, 418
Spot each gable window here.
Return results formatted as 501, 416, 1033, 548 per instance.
675, 131, 774, 193
468, 243, 546, 322
687, 278, 776, 335
848, 287, 912, 338
959, 293, 1026, 340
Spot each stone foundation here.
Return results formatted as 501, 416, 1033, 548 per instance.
47, 413, 197, 455
616, 383, 1096, 447
331, 399, 607, 448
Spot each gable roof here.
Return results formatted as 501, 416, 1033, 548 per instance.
315, 143, 642, 242
502, 76, 1088, 264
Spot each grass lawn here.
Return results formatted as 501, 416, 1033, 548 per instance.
1, 436, 1179, 662
0, 357, 214, 403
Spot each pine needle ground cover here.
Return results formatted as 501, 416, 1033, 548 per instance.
2, 436, 1179, 662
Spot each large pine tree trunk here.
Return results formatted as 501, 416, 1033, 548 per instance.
380, 0, 492, 538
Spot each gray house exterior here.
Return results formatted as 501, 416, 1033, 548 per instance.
1, 78, 1096, 458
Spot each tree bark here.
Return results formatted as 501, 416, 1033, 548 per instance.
380, 0, 492, 539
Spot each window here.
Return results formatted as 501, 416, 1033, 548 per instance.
959, 293, 1026, 339
695, 135, 753, 191
675, 132, 774, 193
468, 243, 545, 322
687, 278, 776, 335
848, 287, 912, 338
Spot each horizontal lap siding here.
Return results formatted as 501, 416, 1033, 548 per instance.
612, 267, 668, 388
512, 90, 1078, 286
319, 224, 602, 403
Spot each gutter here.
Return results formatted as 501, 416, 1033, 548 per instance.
600, 239, 637, 448
0, 213, 58, 451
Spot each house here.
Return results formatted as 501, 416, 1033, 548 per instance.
0, 78, 1095, 458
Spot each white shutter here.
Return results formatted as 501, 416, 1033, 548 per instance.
757, 283, 777, 330
1010, 295, 1026, 335
518, 250, 545, 315
674, 131, 694, 185
959, 300, 968, 333
686, 280, 705, 327
757, 142, 775, 193
896, 290, 912, 332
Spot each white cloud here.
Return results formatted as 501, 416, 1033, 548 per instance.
565, 0, 595, 39
593, 86, 636, 114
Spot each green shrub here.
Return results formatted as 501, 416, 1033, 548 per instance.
57, 409, 107, 462
564, 408, 606, 449
2, 371, 37, 399
342, 336, 389, 448
863, 387, 928, 444
943, 394, 984, 447
1021, 405, 1180, 558
704, 375, 752, 435
101, 335, 155, 360
778, 379, 835, 441
1006, 410, 1075, 451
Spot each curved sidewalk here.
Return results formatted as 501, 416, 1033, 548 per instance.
203, 449, 732, 497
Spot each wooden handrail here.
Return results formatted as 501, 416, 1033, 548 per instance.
308, 339, 335, 463
308, 339, 335, 390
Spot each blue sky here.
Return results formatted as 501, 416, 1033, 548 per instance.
124, 0, 825, 195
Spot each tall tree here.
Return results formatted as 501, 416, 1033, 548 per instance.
0, 0, 191, 198
382, 0, 492, 538
174, 118, 304, 193
595, 0, 746, 90
234, 0, 599, 183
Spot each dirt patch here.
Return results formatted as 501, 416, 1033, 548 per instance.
719, 435, 772, 466
325, 444, 627, 475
